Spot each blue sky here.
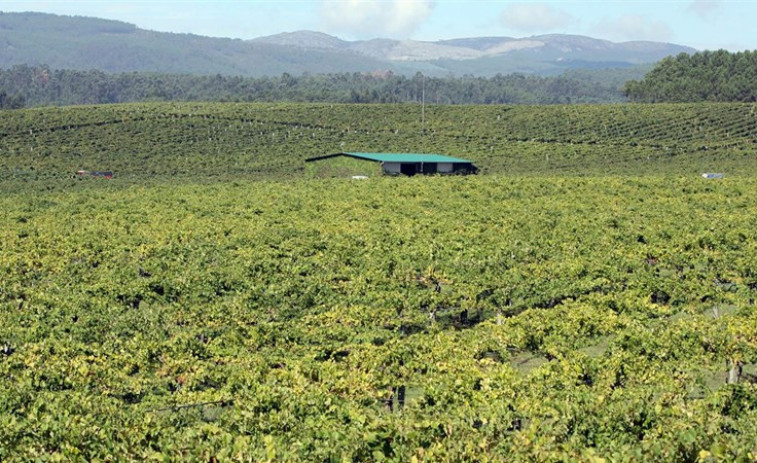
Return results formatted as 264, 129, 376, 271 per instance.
1, 1, 754, 50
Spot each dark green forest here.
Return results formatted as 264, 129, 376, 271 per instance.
3, 50, 757, 109
0, 65, 636, 108
0, 90, 25, 109
624, 50, 757, 102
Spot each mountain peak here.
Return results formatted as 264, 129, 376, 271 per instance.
251, 30, 346, 49
249, 30, 695, 64
0, 12, 697, 77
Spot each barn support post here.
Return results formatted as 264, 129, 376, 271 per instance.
304, 153, 477, 176
395, 385, 406, 410
727, 359, 743, 385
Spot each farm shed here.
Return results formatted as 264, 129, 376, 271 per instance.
305, 152, 477, 176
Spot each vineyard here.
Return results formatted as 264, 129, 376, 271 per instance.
0, 102, 756, 182
1, 102, 757, 461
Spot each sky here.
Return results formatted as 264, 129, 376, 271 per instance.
0, 0, 754, 51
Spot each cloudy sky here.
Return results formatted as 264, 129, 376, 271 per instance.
1, 1, 753, 50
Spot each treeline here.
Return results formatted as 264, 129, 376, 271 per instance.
0, 91, 25, 109
0, 65, 631, 108
11, 52, 757, 107
624, 50, 757, 102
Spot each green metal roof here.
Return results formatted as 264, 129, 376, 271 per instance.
343, 152, 472, 163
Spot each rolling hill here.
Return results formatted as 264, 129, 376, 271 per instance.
0, 11, 695, 77
3, 101, 757, 462
1, 101, 754, 183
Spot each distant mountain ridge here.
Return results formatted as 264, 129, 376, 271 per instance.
0, 11, 696, 76
252, 31, 693, 65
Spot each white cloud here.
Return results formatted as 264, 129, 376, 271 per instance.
499, 3, 576, 33
594, 15, 673, 42
687, 0, 724, 19
319, 0, 434, 39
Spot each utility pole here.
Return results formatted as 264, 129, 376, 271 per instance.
421, 74, 426, 136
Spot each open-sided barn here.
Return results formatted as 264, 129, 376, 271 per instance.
305, 152, 477, 176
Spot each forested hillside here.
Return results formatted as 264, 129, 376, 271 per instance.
0, 12, 389, 76
624, 50, 757, 102
0, 12, 691, 78
0, 65, 640, 108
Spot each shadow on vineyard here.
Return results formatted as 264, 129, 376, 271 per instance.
2, 102, 757, 461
